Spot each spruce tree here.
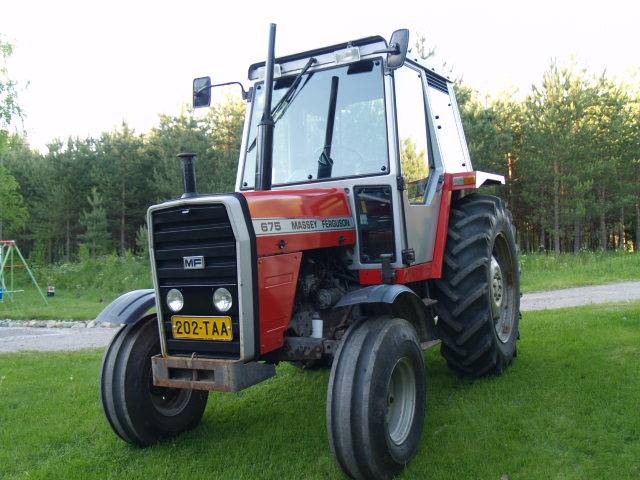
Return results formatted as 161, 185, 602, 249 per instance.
79, 188, 111, 256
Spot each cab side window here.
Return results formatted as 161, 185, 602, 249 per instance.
394, 66, 430, 204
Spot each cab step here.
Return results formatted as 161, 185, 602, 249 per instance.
151, 355, 276, 392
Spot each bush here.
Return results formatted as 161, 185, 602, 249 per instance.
31, 254, 152, 297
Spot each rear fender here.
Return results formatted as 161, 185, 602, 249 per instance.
450, 171, 505, 191
335, 285, 437, 341
96, 289, 156, 325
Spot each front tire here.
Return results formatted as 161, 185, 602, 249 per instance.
327, 316, 426, 480
433, 193, 520, 377
100, 315, 209, 446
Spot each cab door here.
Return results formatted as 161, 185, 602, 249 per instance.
393, 64, 442, 265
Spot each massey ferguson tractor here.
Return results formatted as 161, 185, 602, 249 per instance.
98, 24, 520, 479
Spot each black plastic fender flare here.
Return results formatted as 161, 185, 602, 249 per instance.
96, 289, 156, 325
335, 285, 437, 341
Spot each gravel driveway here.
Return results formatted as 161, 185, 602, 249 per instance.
1, 281, 639, 353
521, 281, 640, 311
0, 327, 118, 353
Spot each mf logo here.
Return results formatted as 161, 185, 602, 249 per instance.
183, 256, 205, 270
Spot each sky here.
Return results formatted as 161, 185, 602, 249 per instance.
1, 0, 639, 151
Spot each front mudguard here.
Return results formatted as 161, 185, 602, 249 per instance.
335, 284, 438, 342
96, 289, 156, 325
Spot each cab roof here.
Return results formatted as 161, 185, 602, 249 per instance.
247, 32, 452, 92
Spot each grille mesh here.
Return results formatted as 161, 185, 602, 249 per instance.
151, 203, 240, 358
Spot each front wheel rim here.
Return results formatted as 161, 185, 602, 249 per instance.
386, 356, 417, 445
148, 370, 192, 416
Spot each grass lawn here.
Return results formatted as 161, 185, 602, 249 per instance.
0, 289, 120, 321
521, 251, 640, 292
1, 302, 639, 479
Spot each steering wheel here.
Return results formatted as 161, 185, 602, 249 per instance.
279, 146, 368, 183
311, 145, 367, 174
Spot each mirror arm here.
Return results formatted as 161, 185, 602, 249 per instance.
371, 43, 400, 55
196, 81, 249, 100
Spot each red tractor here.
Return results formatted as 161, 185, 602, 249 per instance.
99, 25, 519, 479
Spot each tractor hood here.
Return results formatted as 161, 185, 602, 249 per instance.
241, 188, 356, 256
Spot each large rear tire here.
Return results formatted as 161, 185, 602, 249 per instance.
100, 315, 209, 446
327, 316, 426, 480
433, 193, 520, 377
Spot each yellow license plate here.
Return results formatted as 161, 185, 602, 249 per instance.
171, 316, 233, 341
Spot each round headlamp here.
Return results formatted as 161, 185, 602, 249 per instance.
166, 289, 184, 312
213, 287, 233, 312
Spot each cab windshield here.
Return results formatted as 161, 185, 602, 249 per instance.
241, 59, 388, 188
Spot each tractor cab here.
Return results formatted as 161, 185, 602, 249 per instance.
233, 33, 500, 272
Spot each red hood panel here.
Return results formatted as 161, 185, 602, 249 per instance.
241, 188, 356, 256
241, 188, 352, 218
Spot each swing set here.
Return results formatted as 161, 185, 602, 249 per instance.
0, 240, 47, 304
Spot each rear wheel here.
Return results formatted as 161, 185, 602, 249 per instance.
100, 315, 208, 446
327, 316, 426, 480
433, 193, 520, 377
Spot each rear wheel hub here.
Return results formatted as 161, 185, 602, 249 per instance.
490, 255, 504, 314
490, 241, 515, 344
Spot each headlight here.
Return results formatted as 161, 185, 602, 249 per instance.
166, 289, 184, 312
213, 287, 232, 312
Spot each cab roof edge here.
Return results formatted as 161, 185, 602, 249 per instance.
248, 35, 387, 79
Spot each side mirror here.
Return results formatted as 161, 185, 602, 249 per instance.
193, 76, 212, 108
386, 29, 409, 70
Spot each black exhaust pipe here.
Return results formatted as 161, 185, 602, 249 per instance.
254, 23, 277, 191
178, 152, 197, 198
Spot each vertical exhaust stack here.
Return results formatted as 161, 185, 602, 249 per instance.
254, 23, 277, 191
178, 152, 197, 198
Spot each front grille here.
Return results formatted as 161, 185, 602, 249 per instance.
151, 203, 240, 359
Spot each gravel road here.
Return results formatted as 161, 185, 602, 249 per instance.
0, 327, 118, 353
520, 281, 640, 311
1, 281, 639, 353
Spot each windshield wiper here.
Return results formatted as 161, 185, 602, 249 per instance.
318, 75, 340, 179
246, 57, 317, 154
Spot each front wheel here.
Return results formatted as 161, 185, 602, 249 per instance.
100, 315, 209, 446
327, 316, 426, 480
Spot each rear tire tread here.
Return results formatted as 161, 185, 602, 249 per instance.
434, 193, 520, 377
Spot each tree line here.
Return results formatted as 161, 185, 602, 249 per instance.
1, 39, 638, 260
458, 62, 639, 253
0, 100, 245, 262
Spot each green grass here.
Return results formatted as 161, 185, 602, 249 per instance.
0, 289, 123, 321
2, 251, 639, 320
0, 254, 151, 320
521, 251, 640, 292
1, 302, 639, 479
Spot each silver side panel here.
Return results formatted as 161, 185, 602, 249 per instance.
147, 195, 256, 361
447, 83, 473, 171
428, 84, 471, 174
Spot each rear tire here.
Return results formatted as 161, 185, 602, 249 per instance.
100, 315, 209, 446
327, 316, 426, 480
433, 193, 520, 377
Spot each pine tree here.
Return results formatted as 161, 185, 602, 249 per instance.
79, 188, 111, 255
135, 224, 149, 258
0, 163, 27, 239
